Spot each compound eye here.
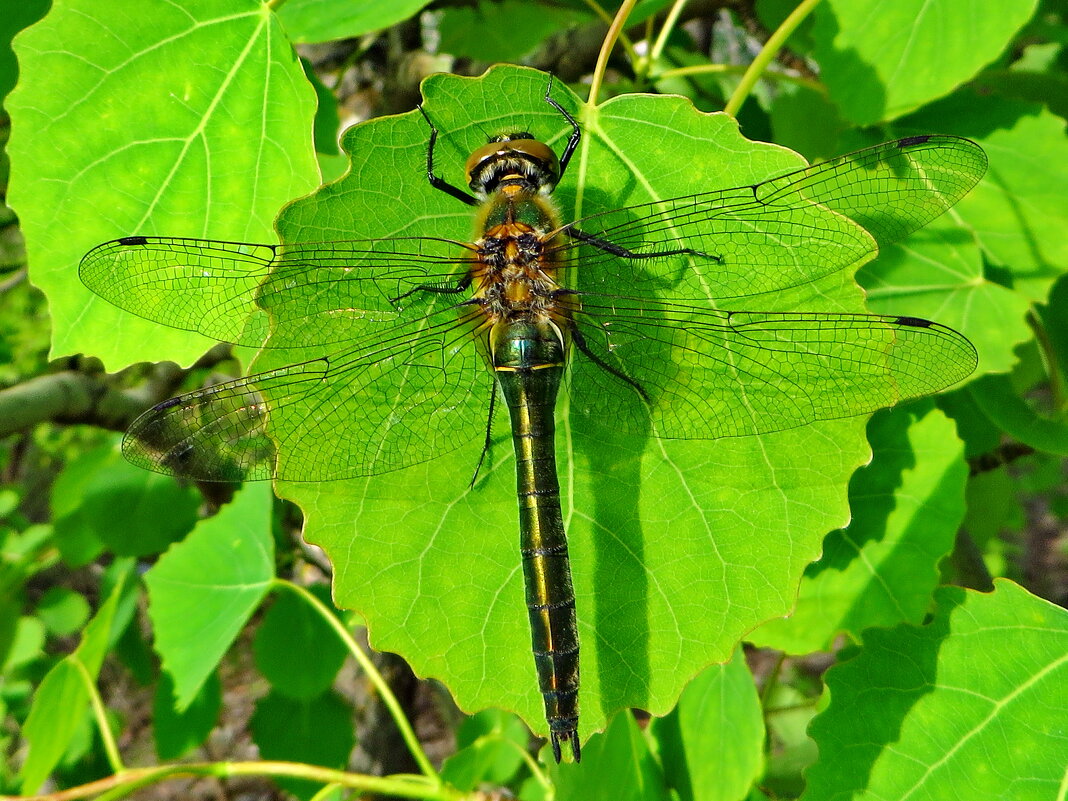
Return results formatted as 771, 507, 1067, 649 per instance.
465, 137, 561, 190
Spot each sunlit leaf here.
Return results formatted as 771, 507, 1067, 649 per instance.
6, 0, 319, 366
752, 407, 968, 652
812, 0, 1038, 124
806, 581, 1068, 800
146, 483, 274, 709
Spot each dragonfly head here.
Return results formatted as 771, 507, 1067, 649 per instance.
465, 132, 561, 197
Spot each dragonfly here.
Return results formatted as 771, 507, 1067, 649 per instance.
80, 80, 985, 763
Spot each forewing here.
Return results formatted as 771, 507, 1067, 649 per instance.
570, 296, 978, 439
80, 237, 277, 346
123, 305, 492, 482
556, 135, 987, 302
79, 236, 474, 349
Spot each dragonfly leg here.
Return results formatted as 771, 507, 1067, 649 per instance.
572, 324, 651, 402
468, 381, 499, 489
543, 76, 581, 180
390, 273, 472, 304
565, 224, 721, 262
417, 105, 479, 207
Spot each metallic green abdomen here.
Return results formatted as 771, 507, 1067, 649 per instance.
492, 318, 580, 761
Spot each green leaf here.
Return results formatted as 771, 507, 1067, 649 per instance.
763, 675, 819, 797
973, 66, 1068, 121
967, 373, 1068, 455
19, 568, 133, 794
250, 690, 355, 799
859, 222, 1031, 375
650, 648, 765, 801
1038, 277, 1068, 390
551, 711, 669, 800
52, 439, 200, 562
812, 0, 1039, 125
438, 0, 593, 62
253, 583, 347, 700
962, 469, 1023, 574
805, 580, 1068, 801
442, 709, 531, 789
275, 0, 432, 43
5, 0, 319, 367
35, 587, 90, 636
114, 612, 156, 686
302, 57, 341, 155
264, 64, 977, 746
146, 482, 274, 710
751, 407, 968, 653
0, 0, 47, 108
154, 670, 221, 760
267, 65, 862, 743
855, 88, 1066, 374
1, 615, 45, 672
900, 90, 1068, 303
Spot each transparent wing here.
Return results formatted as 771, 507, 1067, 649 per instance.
83, 136, 984, 481
570, 296, 977, 438
553, 135, 987, 302
79, 235, 476, 348
121, 304, 492, 482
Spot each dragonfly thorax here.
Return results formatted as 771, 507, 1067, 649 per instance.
465, 133, 561, 197
474, 220, 563, 316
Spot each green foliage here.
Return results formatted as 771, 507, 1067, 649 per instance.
276, 0, 434, 44
153, 670, 222, 760
5, 0, 320, 366
52, 438, 201, 563
271, 63, 966, 739
1, 0, 1066, 799
812, 0, 1039, 125
807, 581, 1068, 799
442, 710, 532, 789
145, 482, 274, 709
649, 650, 766, 801
254, 584, 348, 699
552, 711, 671, 800
251, 689, 357, 800
19, 569, 133, 794
751, 406, 969, 652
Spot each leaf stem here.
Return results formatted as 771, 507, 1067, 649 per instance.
724, 0, 823, 117
579, 0, 641, 67
588, 0, 639, 104
275, 579, 440, 781
647, 0, 690, 68
658, 63, 824, 93
73, 658, 124, 774
758, 650, 787, 712
1029, 308, 1066, 413
6, 761, 464, 801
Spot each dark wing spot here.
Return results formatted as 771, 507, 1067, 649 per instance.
893, 315, 934, 328
153, 396, 183, 411
117, 235, 149, 246
896, 135, 931, 148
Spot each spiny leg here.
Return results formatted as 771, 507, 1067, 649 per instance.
417, 104, 479, 207
543, 76, 581, 179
